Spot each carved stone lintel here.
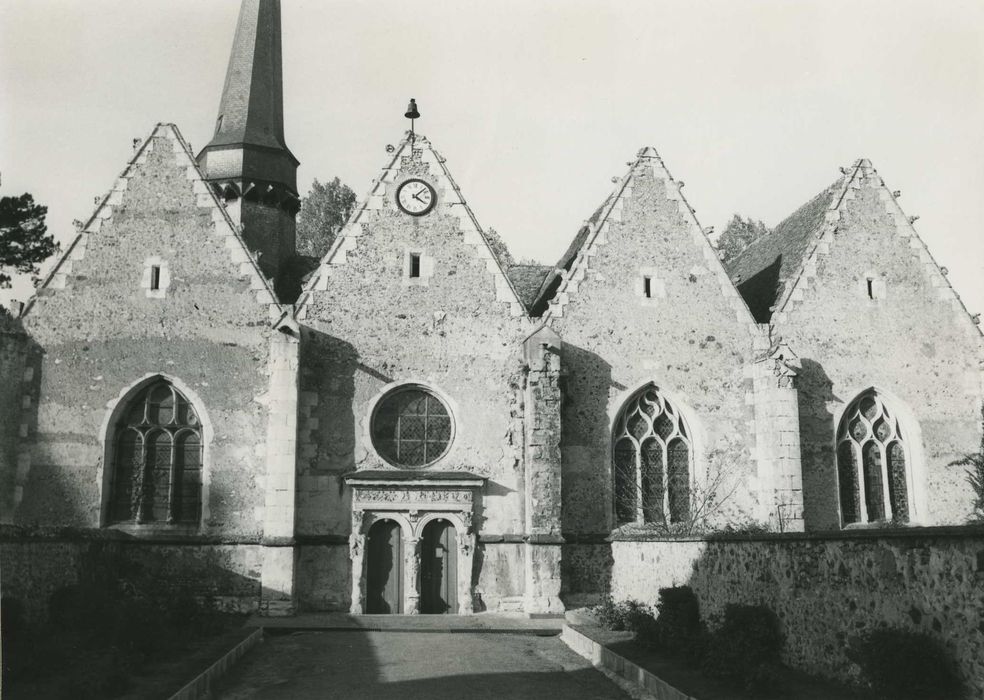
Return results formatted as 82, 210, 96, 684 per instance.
354, 488, 472, 504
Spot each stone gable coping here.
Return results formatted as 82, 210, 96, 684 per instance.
775, 158, 984, 346
23, 123, 284, 322
541, 146, 760, 338
293, 132, 528, 321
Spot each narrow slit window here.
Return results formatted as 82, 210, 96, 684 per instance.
409, 253, 421, 279
643, 276, 653, 299
866, 277, 874, 299
150, 265, 161, 291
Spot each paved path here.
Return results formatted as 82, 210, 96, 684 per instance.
216, 630, 632, 699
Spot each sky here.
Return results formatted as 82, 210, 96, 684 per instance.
1, 0, 983, 316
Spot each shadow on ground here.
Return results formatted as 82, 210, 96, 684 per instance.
216, 630, 630, 699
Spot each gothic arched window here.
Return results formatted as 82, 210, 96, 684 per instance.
371, 386, 453, 468
109, 380, 203, 525
836, 390, 910, 526
612, 385, 692, 527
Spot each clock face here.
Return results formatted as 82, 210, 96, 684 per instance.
396, 179, 437, 216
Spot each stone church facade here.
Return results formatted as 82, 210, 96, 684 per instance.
1, 0, 980, 617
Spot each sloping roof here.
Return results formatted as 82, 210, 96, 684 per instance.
724, 178, 843, 322
295, 132, 529, 319
201, 0, 294, 157
506, 264, 555, 313
554, 194, 614, 273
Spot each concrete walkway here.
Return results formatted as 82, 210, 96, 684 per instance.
216, 630, 632, 699
247, 612, 565, 633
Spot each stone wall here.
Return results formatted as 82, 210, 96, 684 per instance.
609, 528, 984, 694
0, 527, 263, 623
294, 136, 533, 610
295, 542, 350, 611
14, 126, 278, 536
773, 163, 983, 529
546, 151, 767, 536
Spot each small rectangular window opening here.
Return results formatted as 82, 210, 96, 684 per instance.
866, 277, 874, 299
150, 265, 161, 291
409, 253, 421, 279
643, 276, 653, 299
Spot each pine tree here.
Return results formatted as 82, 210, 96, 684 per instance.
0, 193, 57, 288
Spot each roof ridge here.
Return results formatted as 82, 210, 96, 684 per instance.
22, 123, 283, 322
771, 160, 863, 314
294, 132, 529, 320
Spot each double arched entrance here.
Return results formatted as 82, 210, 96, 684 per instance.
345, 470, 484, 615
365, 518, 458, 615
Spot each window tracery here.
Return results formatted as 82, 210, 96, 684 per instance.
371, 386, 453, 468
613, 385, 691, 526
836, 390, 909, 525
109, 380, 202, 525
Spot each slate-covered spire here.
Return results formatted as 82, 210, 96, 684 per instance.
198, 0, 299, 283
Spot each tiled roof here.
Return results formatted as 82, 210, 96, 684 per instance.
506, 264, 555, 314
554, 195, 614, 274
724, 178, 843, 322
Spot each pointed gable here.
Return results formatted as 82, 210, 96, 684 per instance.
24, 123, 283, 324
536, 146, 755, 327
295, 132, 528, 320
762, 158, 981, 336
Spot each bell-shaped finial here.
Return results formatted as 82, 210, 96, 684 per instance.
404, 98, 420, 120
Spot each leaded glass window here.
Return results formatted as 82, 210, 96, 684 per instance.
109, 380, 202, 525
371, 387, 453, 468
836, 390, 910, 526
613, 385, 691, 527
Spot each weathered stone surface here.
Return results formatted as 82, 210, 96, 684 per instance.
14, 127, 276, 536
0, 530, 263, 622
611, 530, 984, 695
770, 165, 983, 529
547, 154, 763, 537
295, 136, 533, 607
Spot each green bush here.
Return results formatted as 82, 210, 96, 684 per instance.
652, 586, 703, 654
595, 597, 659, 641
847, 628, 964, 700
701, 604, 783, 693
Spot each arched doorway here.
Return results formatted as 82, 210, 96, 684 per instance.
420, 518, 457, 614
366, 519, 403, 614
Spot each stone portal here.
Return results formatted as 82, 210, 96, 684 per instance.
345, 470, 484, 615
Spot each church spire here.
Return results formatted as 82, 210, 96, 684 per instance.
198, 0, 299, 282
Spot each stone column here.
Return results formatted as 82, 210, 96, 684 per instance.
522, 326, 565, 615
349, 509, 367, 614
259, 327, 300, 615
751, 335, 805, 532
405, 535, 422, 615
